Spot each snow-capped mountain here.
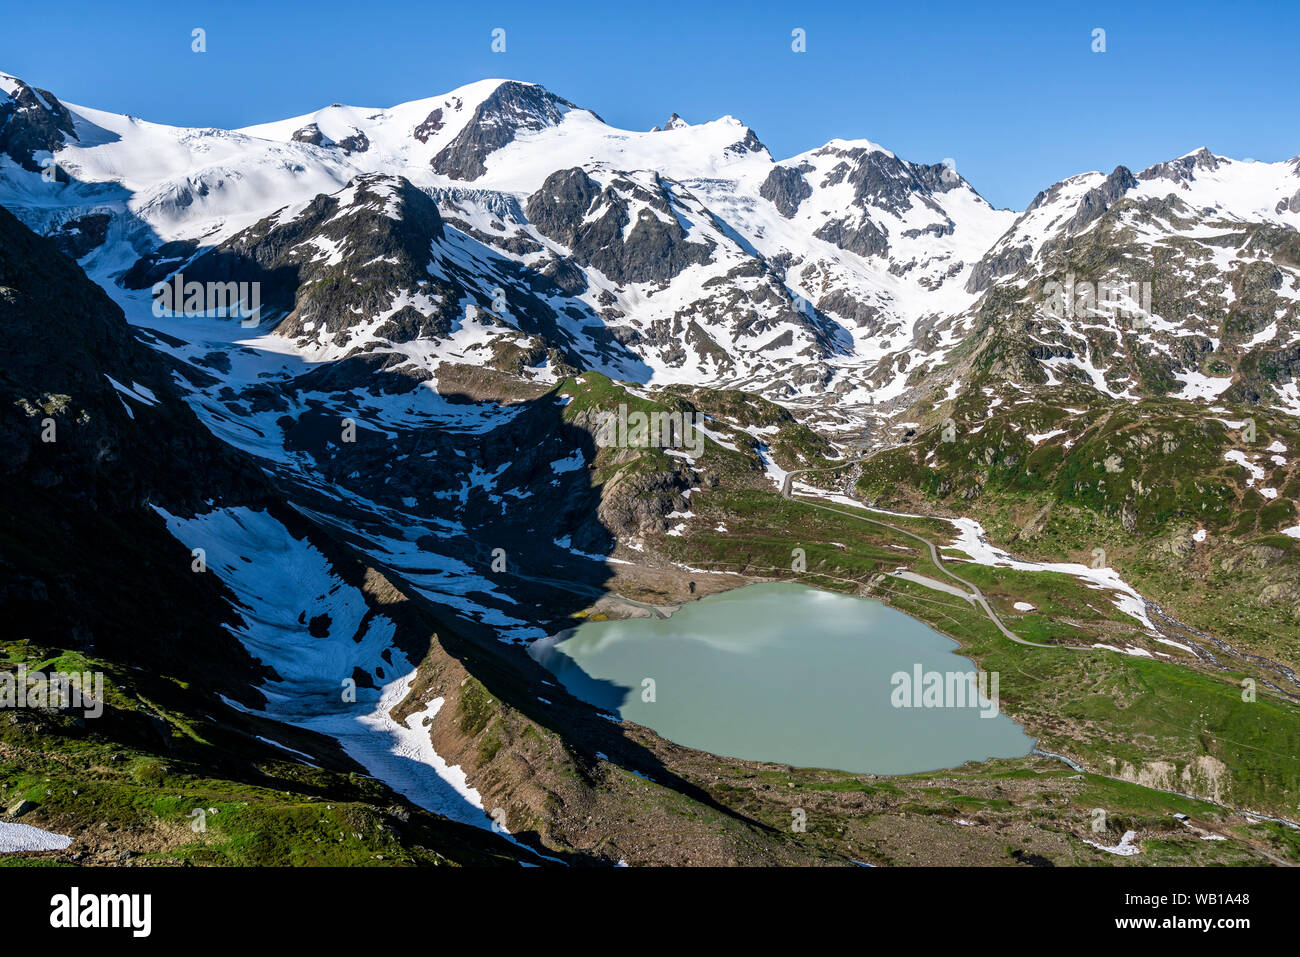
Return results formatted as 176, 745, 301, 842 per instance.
0, 71, 1014, 434
940, 150, 1300, 419
3, 69, 1299, 431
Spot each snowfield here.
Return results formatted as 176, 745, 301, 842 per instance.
0, 821, 73, 853
154, 506, 492, 829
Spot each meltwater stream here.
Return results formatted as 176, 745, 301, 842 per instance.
531, 582, 1034, 775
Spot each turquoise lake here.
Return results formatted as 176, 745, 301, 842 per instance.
530, 582, 1035, 775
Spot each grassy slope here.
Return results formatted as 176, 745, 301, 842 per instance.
858, 389, 1300, 663
0, 638, 527, 867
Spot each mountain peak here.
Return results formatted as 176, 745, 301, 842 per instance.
0, 70, 78, 173
429, 79, 587, 181
661, 112, 689, 131
1139, 146, 1223, 184
812, 137, 894, 160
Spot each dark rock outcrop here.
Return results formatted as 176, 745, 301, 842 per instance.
759, 165, 812, 218
966, 243, 1032, 293
0, 77, 78, 174
1138, 147, 1222, 185
431, 82, 578, 181
805, 144, 972, 259
47, 213, 111, 260
181, 174, 451, 341
814, 216, 890, 258
1067, 166, 1138, 233
526, 168, 716, 285
413, 108, 445, 143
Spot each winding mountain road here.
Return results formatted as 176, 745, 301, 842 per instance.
782, 459, 1300, 698
780, 464, 1063, 649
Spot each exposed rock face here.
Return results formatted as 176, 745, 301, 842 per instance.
525, 168, 716, 285
291, 123, 327, 146
1160, 527, 1196, 559
47, 212, 110, 260
1220, 545, 1287, 571
1106, 756, 1227, 804
0, 77, 78, 173
525, 167, 601, 243
336, 130, 370, 154
903, 220, 955, 239
291, 123, 369, 154
1067, 166, 1138, 233
966, 242, 1031, 293
134, 173, 605, 372
725, 128, 767, 157
537, 257, 588, 296
816, 287, 882, 330
181, 173, 454, 342
803, 144, 965, 260
374, 304, 454, 343
1138, 147, 1222, 185
1121, 501, 1138, 532
121, 239, 200, 290
597, 465, 693, 538
431, 81, 578, 181
1256, 581, 1300, 610
413, 108, 445, 143
759, 165, 812, 218
822, 145, 962, 208
814, 216, 890, 258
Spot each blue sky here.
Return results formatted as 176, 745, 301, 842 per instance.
3, 0, 1296, 209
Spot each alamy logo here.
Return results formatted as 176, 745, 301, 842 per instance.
151, 273, 262, 327
49, 887, 151, 937
593, 404, 705, 458
1042, 273, 1152, 326
890, 665, 1001, 718
0, 664, 103, 718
